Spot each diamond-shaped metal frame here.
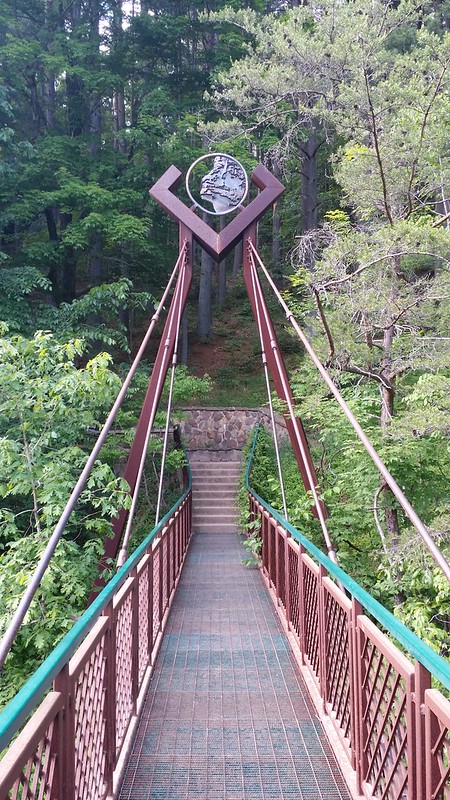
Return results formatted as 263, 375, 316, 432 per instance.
149, 163, 284, 262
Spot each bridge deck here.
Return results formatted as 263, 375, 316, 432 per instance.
118, 532, 352, 800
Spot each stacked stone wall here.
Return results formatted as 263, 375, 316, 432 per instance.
179, 407, 287, 459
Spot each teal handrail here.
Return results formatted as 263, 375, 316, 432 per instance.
246, 426, 450, 692
0, 427, 191, 751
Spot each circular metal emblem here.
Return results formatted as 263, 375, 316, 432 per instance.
185, 153, 249, 216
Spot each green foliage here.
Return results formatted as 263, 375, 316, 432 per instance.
290, 363, 450, 649
241, 519, 262, 567
0, 329, 132, 702
207, 0, 450, 651
41, 279, 155, 351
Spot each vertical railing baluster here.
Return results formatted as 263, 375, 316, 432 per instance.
188, 492, 192, 544
50, 698, 63, 800
166, 523, 171, 602
264, 511, 269, 580
158, 538, 164, 630
148, 550, 154, 660
317, 564, 327, 712
275, 520, 280, 606
355, 613, 368, 790
53, 665, 75, 800
181, 502, 185, 558
175, 512, 180, 576
104, 600, 116, 786
131, 569, 139, 713
414, 661, 431, 800
298, 545, 306, 665
350, 598, 363, 786
285, 535, 291, 631
173, 515, 178, 586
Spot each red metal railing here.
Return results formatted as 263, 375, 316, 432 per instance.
0, 467, 192, 800
248, 485, 450, 799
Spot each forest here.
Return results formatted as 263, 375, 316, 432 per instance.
1, 0, 450, 700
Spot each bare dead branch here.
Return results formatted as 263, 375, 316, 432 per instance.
312, 286, 335, 364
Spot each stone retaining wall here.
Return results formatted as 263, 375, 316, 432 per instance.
178, 407, 287, 458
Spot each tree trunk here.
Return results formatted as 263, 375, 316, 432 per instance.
197, 215, 214, 342
89, 233, 103, 287
43, 74, 56, 128
217, 217, 227, 306
301, 127, 318, 236
44, 208, 61, 305
232, 241, 242, 278
272, 199, 282, 287
112, 1, 127, 153
60, 213, 77, 303
379, 261, 401, 552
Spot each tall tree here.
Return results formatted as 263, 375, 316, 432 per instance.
205, 0, 450, 581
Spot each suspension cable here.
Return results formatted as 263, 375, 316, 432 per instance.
117, 254, 188, 568
0, 245, 187, 672
249, 246, 338, 565
249, 240, 450, 584
155, 259, 187, 527
249, 253, 289, 521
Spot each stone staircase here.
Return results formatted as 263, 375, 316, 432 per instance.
190, 456, 241, 534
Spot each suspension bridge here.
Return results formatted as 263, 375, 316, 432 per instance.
0, 159, 449, 800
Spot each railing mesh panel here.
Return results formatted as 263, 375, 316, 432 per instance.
115, 591, 134, 754
74, 636, 107, 800
303, 561, 320, 681
138, 564, 150, 683
161, 537, 168, 611
426, 697, 450, 799
324, 588, 351, 747
288, 544, 299, 639
361, 637, 409, 799
277, 534, 286, 608
262, 513, 269, 573
152, 548, 160, 639
9, 721, 57, 800
269, 521, 277, 586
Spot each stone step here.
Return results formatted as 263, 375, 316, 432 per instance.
194, 524, 239, 534
191, 472, 239, 480
188, 451, 242, 534
191, 472, 240, 481
192, 498, 236, 512
192, 509, 239, 525
191, 461, 241, 473
191, 483, 238, 494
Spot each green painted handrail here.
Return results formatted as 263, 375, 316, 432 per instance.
246, 425, 450, 692
0, 427, 192, 751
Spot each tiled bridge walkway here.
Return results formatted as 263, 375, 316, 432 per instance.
118, 533, 352, 800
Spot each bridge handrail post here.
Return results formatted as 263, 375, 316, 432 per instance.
317, 564, 328, 713
350, 598, 363, 793
354, 609, 369, 790
53, 665, 75, 800
131, 566, 140, 716
298, 545, 306, 666
103, 600, 116, 792
414, 661, 431, 800
274, 518, 280, 607
284, 532, 291, 631
158, 537, 164, 632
